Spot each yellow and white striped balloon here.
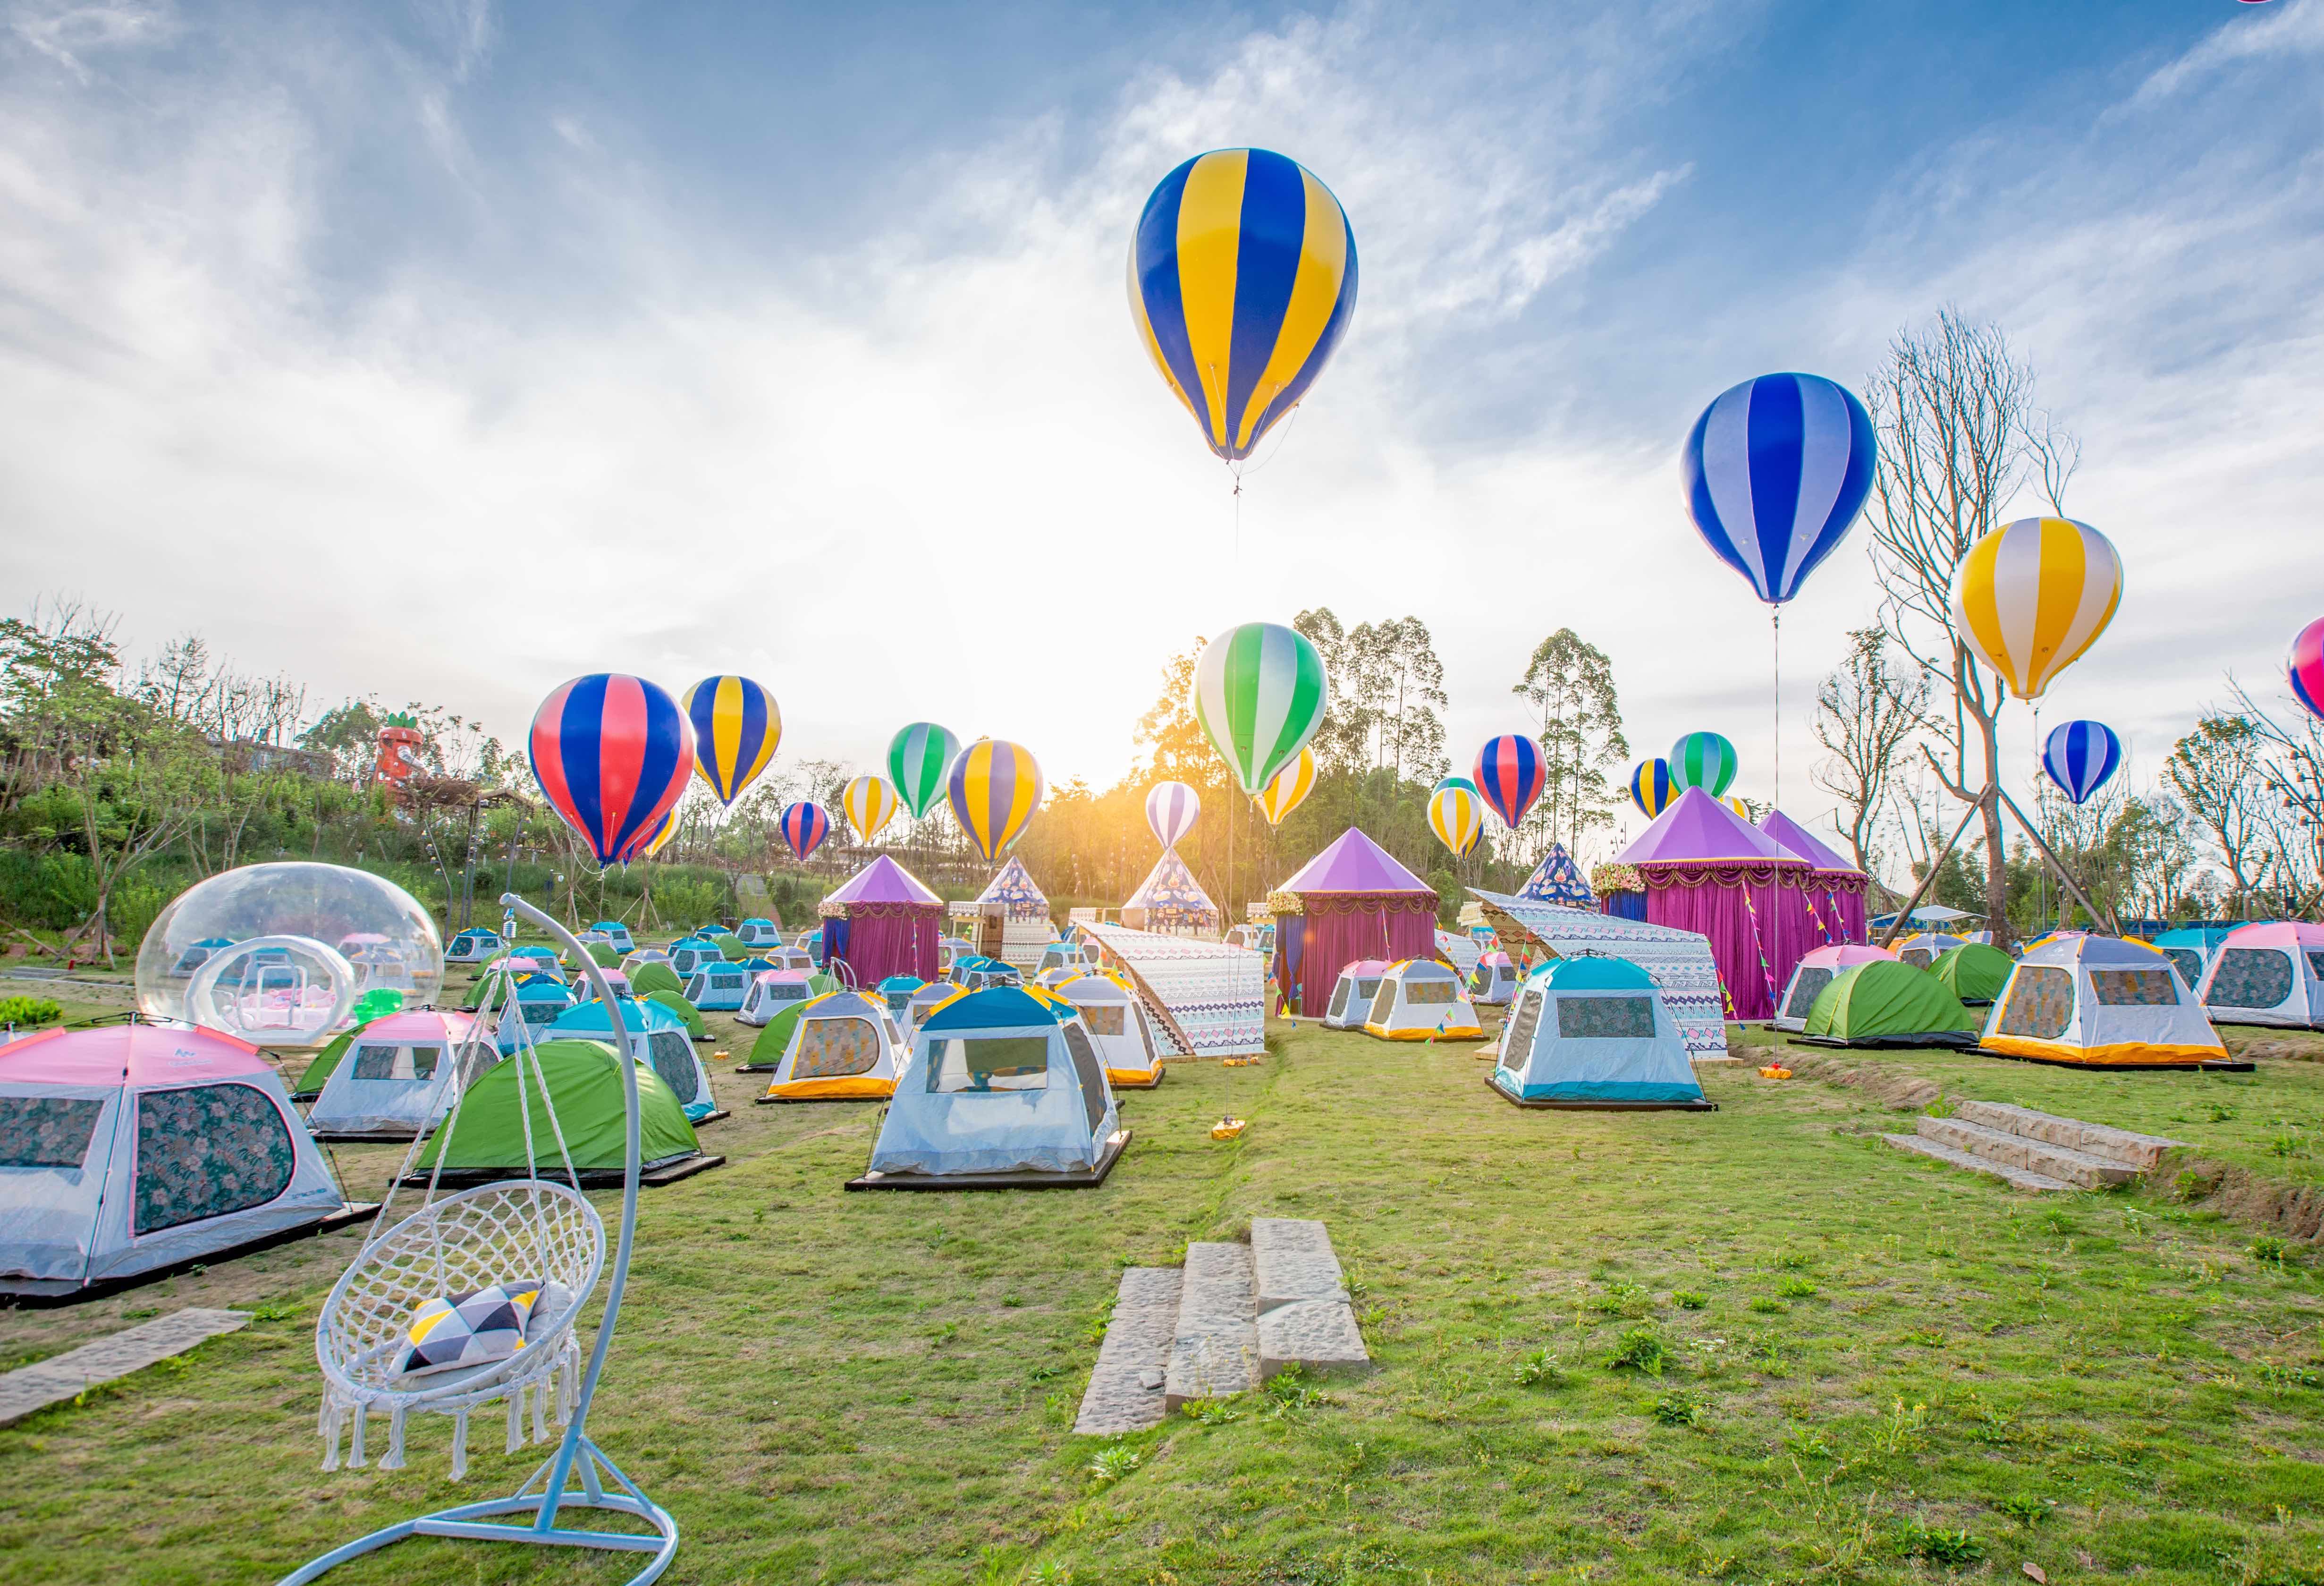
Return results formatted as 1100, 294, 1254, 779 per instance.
1428, 782, 1482, 858
1948, 517, 2122, 700
1254, 746, 1317, 827
841, 773, 902, 844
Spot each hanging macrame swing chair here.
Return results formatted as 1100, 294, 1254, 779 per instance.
280, 895, 678, 1586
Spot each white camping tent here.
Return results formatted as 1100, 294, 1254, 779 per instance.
1362, 959, 1485, 1041
1467, 952, 1520, 1007
1490, 958, 1712, 1110
759, 990, 910, 1101
0, 1025, 346, 1295
305, 1010, 481, 1139
1051, 971, 1167, 1088
859, 986, 1124, 1181
1321, 959, 1389, 1030
1892, 932, 1968, 971
1983, 934, 2227, 1067
2197, 923, 2324, 1028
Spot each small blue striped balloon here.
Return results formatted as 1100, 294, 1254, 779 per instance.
1681, 373, 1876, 605
2042, 721, 2121, 806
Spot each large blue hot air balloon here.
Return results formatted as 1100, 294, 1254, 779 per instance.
2042, 721, 2122, 806
1680, 373, 1876, 605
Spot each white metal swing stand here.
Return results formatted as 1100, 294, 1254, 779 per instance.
279, 893, 678, 1586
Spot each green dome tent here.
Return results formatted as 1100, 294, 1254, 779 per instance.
628, 960, 685, 999
1799, 961, 1981, 1049
717, 937, 751, 962
412, 1038, 710, 1186
646, 987, 705, 1039
1930, 942, 2013, 1006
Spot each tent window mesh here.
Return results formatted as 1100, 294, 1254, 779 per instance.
2163, 949, 2204, 987
2207, 949, 2293, 1010
135, 1083, 294, 1235
1783, 968, 1834, 1021
1994, 968, 2074, 1040
794, 1018, 883, 1080
1061, 1024, 1109, 1132
0, 1095, 105, 1169
647, 1031, 701, 1100
352, 1044, 400, 1081
1556, 996, 1656, 1039
1326, 981, 1350, 1020
1368, 981, 1397, 1026
1899, 949, 1933, 970
1082, 1004, 1126, 1036
1501, 992, 1542, 1063
929, 1036, 1049, 1093
2308, 951, 2324, 982
1403, 979, 1457, 1007
2090, 969, 2178, 1007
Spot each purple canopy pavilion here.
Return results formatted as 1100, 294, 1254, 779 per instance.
1268, 829, 1440, 1018
821, 855, 943, 988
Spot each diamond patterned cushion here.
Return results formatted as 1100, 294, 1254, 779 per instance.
391, 1280, 543, 1380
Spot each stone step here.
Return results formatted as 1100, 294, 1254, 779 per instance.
1073, 1267, 1182, 1436
1882, 1132, 2074, 1193
1950, 1099, 2184, 1171
1250, 1217, 1373, 1380
1164, 1243, 1259, 1411
1917, 1115, 2140, 1189
0, 1308, 251, 1425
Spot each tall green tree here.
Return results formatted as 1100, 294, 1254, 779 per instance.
1513, 628, 1627, 858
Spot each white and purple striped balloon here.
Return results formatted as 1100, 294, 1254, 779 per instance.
1146, 780, 1201, 850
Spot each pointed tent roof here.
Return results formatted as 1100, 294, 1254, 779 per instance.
1517, 843, 1595, 906
824, 854, 942, 908
1616, 788, 1804, 867
1126, 848, 1219, 920
1279, 827, 1433, 895
975, 856, 1049, 916
1760, 809, 1862, 875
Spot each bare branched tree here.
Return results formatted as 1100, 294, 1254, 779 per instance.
1864, 308, 2059, 946
1810, 627, 1928, 875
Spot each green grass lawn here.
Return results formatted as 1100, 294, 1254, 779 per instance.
3, 1011, 2323, 1585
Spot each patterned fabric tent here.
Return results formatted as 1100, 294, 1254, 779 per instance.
975, 856, 1050, 923
1517, 844, 1595, 907
1124, 849, 1220, 934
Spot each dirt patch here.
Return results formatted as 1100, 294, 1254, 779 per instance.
1776, 1054, 1944, 1112
2168, 1156, 2324, 1243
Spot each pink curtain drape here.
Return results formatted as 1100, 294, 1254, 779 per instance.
1641, 862, 1816, 1022
1274, 894, 1437, 1016
832, 905, 939, 986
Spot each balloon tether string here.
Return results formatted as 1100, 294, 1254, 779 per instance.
1771, 606, 1782, 814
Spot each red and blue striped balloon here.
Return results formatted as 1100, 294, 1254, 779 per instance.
1473, 735, 1546, 831
2041, 721, 2121, 806
529, 675, 695, 868
778, 801, 831, 861
1681, 373, 1876, 605
2288, 617, 2324, 721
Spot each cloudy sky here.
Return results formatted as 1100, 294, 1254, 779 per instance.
4, 0, 2320, 861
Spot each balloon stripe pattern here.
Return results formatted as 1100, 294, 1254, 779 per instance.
1146, 781, 1201, 851
1669, 733, 1739, 797
887, 722, 961, 820
948, 739, 1046, 862
680, 675, 780, 806
1631, 759, 1676, 817
1255, 746, 1316, 827
842, 775, 901, 844
778, 801, 831, 862
1949, 517, 2123, 700
2042, 721, 2122, 806
1473, 735, 1546, 831
637, 806, 679, 859
1130, 149, 1359, 462
1192, 622, 1330, 795
2289, 618, 2324, 721
1682, 373, 1876, 605
1428, 784, 1483, 858
529, 674, 695, 868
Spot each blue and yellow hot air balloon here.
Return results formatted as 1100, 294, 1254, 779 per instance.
947, 739, 1045, 862
680, 676, 780, 806
1630, 759, 1676, 818
1129, 149, 1358, 463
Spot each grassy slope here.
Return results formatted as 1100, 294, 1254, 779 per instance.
0, 1010, 2321, 1585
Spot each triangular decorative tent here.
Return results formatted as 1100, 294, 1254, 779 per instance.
1984, 934, 2227, 1067
822, 856, 944, 987
976, 857, 1049, 921
1615, 789, 1813, 1022
1122, 848, 1220, 935
1772, 945, 1898, 1033
2196, 922, 2324, 1028
1759, 810, 1870, 944
968, 856, 1059, 969
1517, 844, 1595, 907
1269, 828, 1440, 1019
1796, 960, 1982, 1048
1490, 957, 1713, 1111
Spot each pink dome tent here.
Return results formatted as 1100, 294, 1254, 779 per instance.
1614, 789, 1816, 1022
821, 856, 944, 988
1759, 809, 1870, 944
1268, 828, 1440, 1018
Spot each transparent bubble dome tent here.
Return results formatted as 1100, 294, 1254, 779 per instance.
135, 863, 444, 1047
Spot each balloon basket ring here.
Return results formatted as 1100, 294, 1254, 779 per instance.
1210, 1118, 1247, 1141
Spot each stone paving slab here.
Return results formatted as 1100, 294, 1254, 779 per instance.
1918, 1116, 2139, 1189
1251, 1217, 1345, 1314
1951, 1099, 2185, 1170
1165, 1243, 1257, 1410
1882, 1132, 2072, 1193
0, 1308, 251, 1425
1258, 1298, 1372, 1380
1073, 1267, 1183, 1435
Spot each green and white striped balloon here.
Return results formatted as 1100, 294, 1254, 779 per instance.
1190, 623, 1330, 795
1668, 731, 1738, 797
887, 721, 961, 820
